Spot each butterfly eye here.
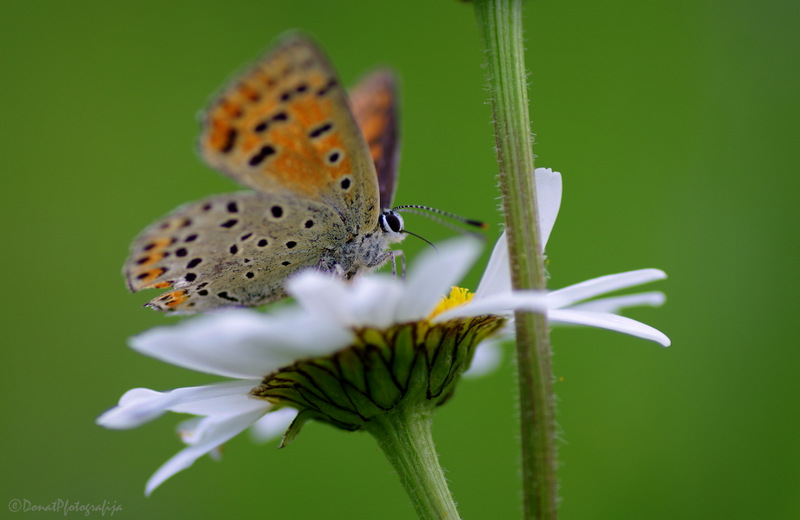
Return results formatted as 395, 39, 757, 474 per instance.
380, 211, 404, 234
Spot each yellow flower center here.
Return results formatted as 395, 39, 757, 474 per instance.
428, 286, 474, 320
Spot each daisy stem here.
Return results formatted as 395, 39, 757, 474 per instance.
472, 1, 558, 519
364, 403, 461, 520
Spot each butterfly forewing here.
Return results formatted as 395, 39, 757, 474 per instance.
199, 36, 380, 234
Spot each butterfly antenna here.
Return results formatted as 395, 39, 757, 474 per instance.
392, 205, 488, 239
402, 229, 438, 253
395, 208, 480, 238
392, 204, 489, 231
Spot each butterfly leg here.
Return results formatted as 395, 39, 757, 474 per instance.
389, 249, 406, 281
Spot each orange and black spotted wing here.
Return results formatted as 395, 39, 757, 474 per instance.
198, 35, 380, 231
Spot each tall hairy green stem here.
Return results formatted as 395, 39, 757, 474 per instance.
472, 1, 558, 518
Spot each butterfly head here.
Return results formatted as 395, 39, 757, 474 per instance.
379, 209, 405, 243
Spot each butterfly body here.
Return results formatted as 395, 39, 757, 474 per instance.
124, 36, 403, 312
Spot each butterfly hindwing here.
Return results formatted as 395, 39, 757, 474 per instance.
123, 191, 345, 312
350, 70, 400, 209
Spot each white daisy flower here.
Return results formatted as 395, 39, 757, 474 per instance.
98, 167, 669, 495
98, 240, 503, 496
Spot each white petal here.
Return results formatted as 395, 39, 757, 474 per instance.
548, 269, 667, 309
433, 290, 548, 323
207, 446, 224, 462
129, 311, 281, 378
475, 168, 562, 299
475, 231, 511, 299
290, 272, 408, 329
130, 309, 352, 379
175, 418, 225, 463
255, 311, 353, 358
395, 239, 482, 322
568, 292, 666, 313
176, 417, 203, 445
169, 390, 267, 416
463, 339, 505, 378
348, 276, 405, 328
549, 309, 671, 347
97, 388, 166, 429
178, 407, 262, 443
145, 408, 265, 495
250, 407, 299, 444
97, 381, 259, 430
534, 168, 562, 249
287, 271, 355, 325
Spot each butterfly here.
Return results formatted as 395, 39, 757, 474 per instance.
123, 35, 404, 312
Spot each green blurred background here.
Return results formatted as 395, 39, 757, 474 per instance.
3, 0, 798, 518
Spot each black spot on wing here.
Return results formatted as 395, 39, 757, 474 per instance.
309, 123, 332, 139
217, 291, 239, 302
221, 129, 238, 154
326, 150, 342, 165
220, 219, 239, 228
316, 78, 338, 97
248, 145, 276, 167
